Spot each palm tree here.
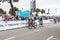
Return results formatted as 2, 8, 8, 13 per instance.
9, 0, 14, 16
0, 8, 4, 15
0, 0, 19, 16
9, 7, 19, 16
41, 9, 45, 14
35, 8, 40, 16
9, 0, 19, 16
0, 8, 4, 13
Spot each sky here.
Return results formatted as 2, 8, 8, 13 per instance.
36, 0, 60, 8
0, 0, 60, 16
36, 0, 60, 16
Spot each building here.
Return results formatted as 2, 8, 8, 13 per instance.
30, 0, 36, 13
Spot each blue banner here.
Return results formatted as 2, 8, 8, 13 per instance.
16, 10, 30, 17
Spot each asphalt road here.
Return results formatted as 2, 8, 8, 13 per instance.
0, 23, 60, 40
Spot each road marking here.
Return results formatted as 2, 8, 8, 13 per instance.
47, 36, 53, 40
4, 36, 16, 40
47, 36, 58, 40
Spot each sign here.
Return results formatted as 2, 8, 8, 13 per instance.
0, 24, 4, 27
16, 10, 30, 17
0, 21, 4, 27
0, 21, 28, 30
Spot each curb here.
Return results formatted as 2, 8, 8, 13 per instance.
0, 27, 26, 32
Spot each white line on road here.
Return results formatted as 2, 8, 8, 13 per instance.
47, 36, 58, 40
47, 36, 53, 40
4, 36, 16, 40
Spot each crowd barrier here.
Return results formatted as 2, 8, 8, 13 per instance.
0, 20, 28, 31
0, 19, 54, 31
43, 19, 54, 24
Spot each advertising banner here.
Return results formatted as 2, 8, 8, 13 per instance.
0, 21, 28, 30
0, 21, 5, 27
16, 10, 30, 17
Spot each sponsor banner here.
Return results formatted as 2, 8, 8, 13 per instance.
6, 21, 28, 27
0, 24, 4, 27
0, 21, 5, 27
0, 21, 28, 30
43, 19, 54, 23
16, 10, 30, 17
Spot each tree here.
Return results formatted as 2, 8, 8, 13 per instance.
9, 0, 15, 16
9, 7, 19, 16
0, 8, 4, 15
0, 8, 4, 13
41, 9, 45, 14
35, 8, 40, 16
9, 0, 19, 16
0, 0, 19, 16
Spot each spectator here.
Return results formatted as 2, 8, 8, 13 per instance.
7, 16, 12, 21
25, 17, 28, 21
21, 17, 24, 20
53, 17, 56, 24
16, 15, 19, 20
34, 16, 37, 20
4, 13, 9, 21
19, 16, 21, 20
12, 16, 16, 21
39, 17, 43, 27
